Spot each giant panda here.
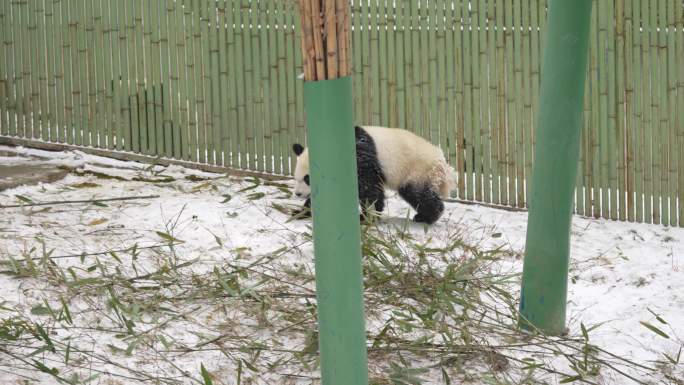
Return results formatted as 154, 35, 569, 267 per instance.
291, 125, 456, 224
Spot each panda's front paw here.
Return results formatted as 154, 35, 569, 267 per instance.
291, 207, 311, 219
291, 198, 312, 219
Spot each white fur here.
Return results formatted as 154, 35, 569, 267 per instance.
362, 126, 456, 198
293, 149, 311, 197
293, 126, 456, 198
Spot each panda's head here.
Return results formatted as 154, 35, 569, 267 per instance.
292, 143, 310, 199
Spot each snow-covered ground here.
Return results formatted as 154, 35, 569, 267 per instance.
0, 145, 682, 385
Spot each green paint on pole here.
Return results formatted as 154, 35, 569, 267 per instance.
304, 76, 369, 385
519, 0, 593, 335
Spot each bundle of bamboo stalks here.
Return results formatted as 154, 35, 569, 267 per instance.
298, 0, 351, 81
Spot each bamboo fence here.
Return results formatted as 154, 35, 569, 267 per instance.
0, 0, 682, 227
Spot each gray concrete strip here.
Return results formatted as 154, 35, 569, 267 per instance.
0, 164, 71, 192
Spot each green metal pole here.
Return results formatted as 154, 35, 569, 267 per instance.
304, 76, 369, 385
519, 0, 593, 335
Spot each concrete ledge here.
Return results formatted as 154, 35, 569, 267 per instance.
0, 136, 290, 181
0, 164, 71, 191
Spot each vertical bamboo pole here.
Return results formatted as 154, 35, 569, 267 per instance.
132, 0, 146, 153
598, 0, 609, 219
285, 3, 298, 173
351, 0, 361, 126
0, 1, 7, 136
658, 0, 669, 225
102, 0, 116, 149
93, 0, 106, 148
119, 0, 134, 152
522, 0, 532, 208
633, 0, 644, 223
44, 0, 57, 141
4, 0, 17, 137
427, 0, 438, 144
297, 1, 368, 383
396, 0, 407, 130
616, 0, 626, 221
387, 0, 397, 128
624, 0, 635, 222
83, 0, 96, 147
36, 0, 49, 141
445, 0, 456, 182
496, 0, 506, 205
160, 0, 173, 158
167, 0, 181, 159
677, 0, 684, 226
487, 0, 500, 204
478, 0, 489, 204
72, 0, 86, 145
606, 0, 617, 221
188, 0, 203, 162
13, 1, 26, 138
379, 0, 389, 126
646, 0, 657, 224
513, 0, 525, 208
294, 3, 306, 150
208, 0, 221, 165
199, 0, 212, 164
142, 0, 156, 155
257, 0, 270, 171
519, 0, 593, 335
463, 1, 474, 200
409, 1, 420, 135
265, 0, 279, 173
454, 0, 465, 199
370, 0, 380, 126
666, 0, 677, 227
360, 0, 371, 124
505, 0, 516, 206
28, 0, 40, 139
471, 0, 483, 201
226, 0, 238, 167
275, 1, 288, 173
250, 0, 262, 170
62, 0, 74, 144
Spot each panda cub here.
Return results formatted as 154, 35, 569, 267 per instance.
292, 125, 455, 224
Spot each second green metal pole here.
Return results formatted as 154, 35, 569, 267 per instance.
305, 77, 369, 385
519, 0, 594, 335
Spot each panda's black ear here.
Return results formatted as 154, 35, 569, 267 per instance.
292, 143, 304, 156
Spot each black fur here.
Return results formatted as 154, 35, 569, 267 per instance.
398, 182, 444, 224
293, 143, 304, 156
354, 126, 386, 219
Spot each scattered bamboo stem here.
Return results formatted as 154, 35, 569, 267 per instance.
0, 195, 160, 209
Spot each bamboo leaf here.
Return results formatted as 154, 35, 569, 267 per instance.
156, 231, 184, 244
200, 364, 214, 385
640, 321, 670, 339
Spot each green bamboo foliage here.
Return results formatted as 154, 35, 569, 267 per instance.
1, 0, 681, 227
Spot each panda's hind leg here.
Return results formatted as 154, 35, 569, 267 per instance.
398, 183, 444, 224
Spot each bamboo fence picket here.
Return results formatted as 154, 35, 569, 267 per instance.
0, 0, 682, 227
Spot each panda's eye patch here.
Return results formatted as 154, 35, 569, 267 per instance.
303, 175, 310, 186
